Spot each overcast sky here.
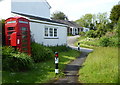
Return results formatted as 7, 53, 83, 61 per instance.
47, 0, 119, 21
0, 0, 119, 20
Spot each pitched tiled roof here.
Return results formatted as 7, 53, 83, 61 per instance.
52, 19, 82, 28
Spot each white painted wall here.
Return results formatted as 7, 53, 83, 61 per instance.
12, 0, 51, 19
30, 20, 67, 46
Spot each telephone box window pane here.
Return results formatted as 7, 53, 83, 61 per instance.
22, 48, 28, 51
22, 31, 27, 35
49, 28, 53, 36
19, 21, 28, 24
54, 29, 57, 37
7, 21, 16, 24
22, 35, 27, 39
45, 28, 48, 36
21, 27, 27, 31
8, 27, 14, 30
22, 44, 27, 47
8, 32, 14, 35
22, 40, 27, 42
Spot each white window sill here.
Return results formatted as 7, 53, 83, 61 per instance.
44, 37, 59, 39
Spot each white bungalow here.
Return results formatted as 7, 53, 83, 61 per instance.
52, 19, 83, 35
11, 0, 67, 46
82, 27, 90, 32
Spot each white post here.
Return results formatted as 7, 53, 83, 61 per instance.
78, 43, 80, 51
55, 52, 59, 74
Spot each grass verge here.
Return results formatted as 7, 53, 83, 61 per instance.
79, 47, 118, 83
2, 49, 80, 83
75, 36, 100, 49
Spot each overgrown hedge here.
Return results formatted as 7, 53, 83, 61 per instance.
99, 36, 119, 47
48, 45, 70, 53
2, 46, 33, 72
31, 42, 54, 62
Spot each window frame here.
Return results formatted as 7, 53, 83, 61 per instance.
44, 26, 58, 38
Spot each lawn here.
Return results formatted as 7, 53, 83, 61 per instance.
79, 47, 118, 83
2, 49, 80, 83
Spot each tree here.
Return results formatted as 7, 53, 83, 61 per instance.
75, 17, 86, 27
113, 17, 120, 37
51, 11, 68, 20
76, 13, 109, 31
75, 14, 93, 28
97, 12, 109, 24
110, 5, 120, 25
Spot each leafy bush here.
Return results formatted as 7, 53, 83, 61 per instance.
48, 45, 70, 53
67, 33, 73, 36
79, 32, 85, 36
86, 30, 97, 38
99, 37, 111, 47
31, 42, 54, 62
2, 46, 33, 72
109, 37, 119, 47
99, 36, 119, 47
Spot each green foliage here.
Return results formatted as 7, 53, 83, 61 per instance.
2, 48, 80, 83
75, 14, 93, 28
51, 11, 68, 20
109, 37, 119, 47
75, 12, 109, 30
99, 37, 111, 47
86, 30, 97, 38
75, 35, 118, 48
31, 42, 54, 62
97, 12, 109, 24
48, 45, 70, 53
99, 36, 119, 47
105, 23, 114, 31
67, 33, 73, 36
113, 18, 120, 37
110, 5, 120, 24
2, 46, 33, 72
96, 23, 107, 37
79, 31, 86, 36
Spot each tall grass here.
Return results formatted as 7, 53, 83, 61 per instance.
79, 47, 118, 83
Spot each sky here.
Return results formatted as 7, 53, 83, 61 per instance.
47, 0, 119, 21
0, 0, 11, 19
0, 0, 119, 20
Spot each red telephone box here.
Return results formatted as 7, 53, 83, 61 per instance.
5, 17, 31, 55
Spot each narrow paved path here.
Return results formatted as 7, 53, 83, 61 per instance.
67, 35, 93, 53
54, 35, 93, 83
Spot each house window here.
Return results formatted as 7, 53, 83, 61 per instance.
49, 28, 53, 36
45, 28, 48, 36
54, 28, 57, 37
44, 27, 58, 38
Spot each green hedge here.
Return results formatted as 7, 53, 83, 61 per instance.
2, 46, 33, 72
48, 45, 70, 53
31, 42, 54, 62
79, 32, 86, 36
99, 36, 119, 47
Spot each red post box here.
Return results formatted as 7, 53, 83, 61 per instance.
5, 17, 31, 55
